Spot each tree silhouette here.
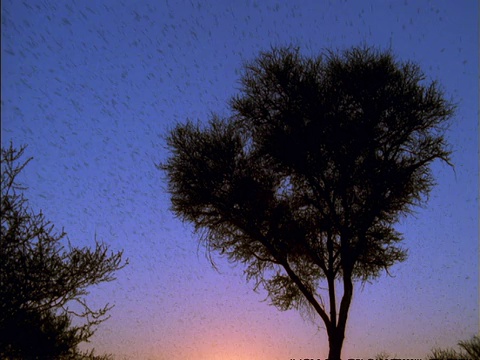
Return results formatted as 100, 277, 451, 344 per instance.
0, 143, 127, 359
428, 335, 480, 360
161, 46, 454, 359
2, 307, 83, 359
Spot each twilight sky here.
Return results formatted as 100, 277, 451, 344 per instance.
1, 1, 478, 359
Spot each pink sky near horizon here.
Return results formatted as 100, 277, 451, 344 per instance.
1, 1, 478, 359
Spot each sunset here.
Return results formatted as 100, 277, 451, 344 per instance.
1, 0, 477, 359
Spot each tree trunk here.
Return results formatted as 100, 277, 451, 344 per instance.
327, 268, 353, 360
327, 329, 345, 360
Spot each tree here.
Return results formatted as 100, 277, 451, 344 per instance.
427, 335, 480, 360
0, 143, 127, 359
161, 46, 454, 359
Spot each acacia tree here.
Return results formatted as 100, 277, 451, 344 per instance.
161, 46, 454, 358
0, 144, 126, 359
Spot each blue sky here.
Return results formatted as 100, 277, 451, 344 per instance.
1, 1, 478, 359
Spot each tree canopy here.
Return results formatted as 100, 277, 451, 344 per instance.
0, 143, 127, 359
161, 46, 454, 358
